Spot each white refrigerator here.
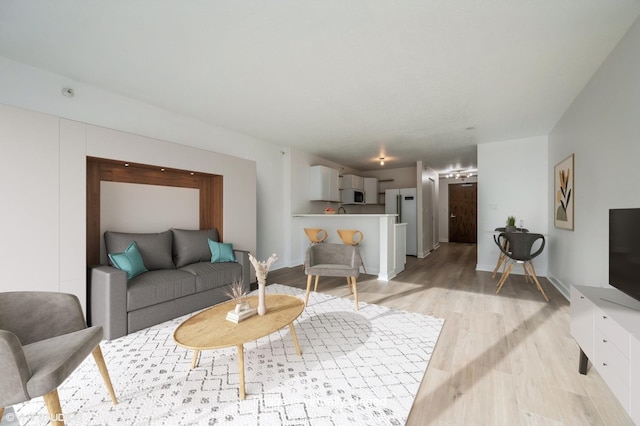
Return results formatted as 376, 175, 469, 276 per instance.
385, 188, 418, 256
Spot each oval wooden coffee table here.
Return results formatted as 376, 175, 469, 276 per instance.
173, 294, 304, 400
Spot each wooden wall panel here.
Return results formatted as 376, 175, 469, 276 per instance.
86, 157, 223, 265
86, 159, 102, 266
212, 175, 223, 241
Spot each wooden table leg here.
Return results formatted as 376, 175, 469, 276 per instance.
237, 344, 245, 400
289, 323, 302, 356
191, 350, 200, 369
351, 276, 359, 311
305, 275, 313, 306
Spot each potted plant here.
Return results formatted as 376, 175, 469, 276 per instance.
506, 216, 517, 232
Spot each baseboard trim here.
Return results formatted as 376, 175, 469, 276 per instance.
378, 271, 397, 281
546, 273, 570, 300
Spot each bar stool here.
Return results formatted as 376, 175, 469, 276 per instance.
304, 228, 328, 244
337, 229, 366, 274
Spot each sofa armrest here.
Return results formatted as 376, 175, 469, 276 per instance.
233, 249, 253, 287
90, 266, 127, 340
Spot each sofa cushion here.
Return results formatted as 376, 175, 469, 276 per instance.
105, 231, 175, 271
172, 228, 219, 268
180, 261, 243, 293
127, 269, 196, 311
208, 239, 237, 263
108, 241, 148, 280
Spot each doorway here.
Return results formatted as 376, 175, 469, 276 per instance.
448, 183, 477, 243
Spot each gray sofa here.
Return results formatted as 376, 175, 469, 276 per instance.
89, 228, 250, 340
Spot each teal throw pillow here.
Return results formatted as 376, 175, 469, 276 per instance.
108, 241, 148, 280
208, 239, 237, 263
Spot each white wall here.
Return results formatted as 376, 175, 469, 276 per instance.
0, 55, 440, 279
0, 56, 286, 269
477, 136, 549, 276
363, 166, 418, 192
548, 17, 640, 297
100, 182, 199, 234
419, 164, 439, 256
438, 175, 478, 242
0, 105, 257, 312
99, 182, 200, 263
86, 124, 257, 253
0, 105, 61, 294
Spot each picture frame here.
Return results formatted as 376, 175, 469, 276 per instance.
554, 154, 574, 230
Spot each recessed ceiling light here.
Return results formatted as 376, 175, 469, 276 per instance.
379, 157, 385, 166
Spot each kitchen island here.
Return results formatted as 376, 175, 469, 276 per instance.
292, 214, 404, 280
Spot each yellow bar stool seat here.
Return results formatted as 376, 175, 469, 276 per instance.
304, 228, 328, 244
337, 229, 363, 245
337, 229, 366, 274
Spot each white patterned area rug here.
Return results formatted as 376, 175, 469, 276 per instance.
12, 284, 444, 426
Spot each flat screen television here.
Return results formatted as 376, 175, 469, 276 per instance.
609, 208, 640, 303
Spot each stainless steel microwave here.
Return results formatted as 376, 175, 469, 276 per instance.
341, 188, 365, 204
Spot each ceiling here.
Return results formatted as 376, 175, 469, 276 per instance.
1, 2, 638, 172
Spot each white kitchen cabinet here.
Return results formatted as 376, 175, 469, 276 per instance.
309, 165, 340, 201
630, 336, 640, 422
570, 286, 595, 361
341, 174, 364, 190
570, 285, 640, 424
364, 177, 378, 204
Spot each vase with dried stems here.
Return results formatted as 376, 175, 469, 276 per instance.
224, 280, 250, 313
248, 253, 277, 315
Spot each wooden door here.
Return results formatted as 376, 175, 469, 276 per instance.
449, 183, 477, 243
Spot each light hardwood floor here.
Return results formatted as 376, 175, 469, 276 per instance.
268, 243, 634, 426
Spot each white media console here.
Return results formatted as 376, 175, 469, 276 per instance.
570, 285, 640, 424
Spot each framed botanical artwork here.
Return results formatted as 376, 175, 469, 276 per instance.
554, 154, 574, 230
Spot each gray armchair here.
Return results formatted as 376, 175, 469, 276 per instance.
0, 292, 117, 425
304, 243, 361, 310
